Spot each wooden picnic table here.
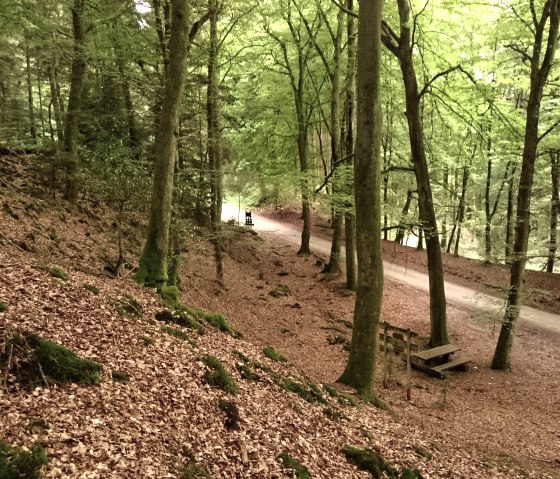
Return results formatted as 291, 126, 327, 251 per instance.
411, 343, 471, 378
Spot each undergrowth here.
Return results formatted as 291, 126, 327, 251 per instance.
263, 346, 287, 362
202, 355, 238, 394
278, 453, 310, 479
0, 441, 47, 479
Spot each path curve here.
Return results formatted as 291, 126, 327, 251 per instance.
250, 212, 560, 334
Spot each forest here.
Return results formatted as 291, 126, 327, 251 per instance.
0, 0, 559, 478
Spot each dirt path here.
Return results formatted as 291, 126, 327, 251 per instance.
251, 212, 560, 333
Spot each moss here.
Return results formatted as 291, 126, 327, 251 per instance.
400, 468, 424, 479
342, 445, 398, 478
28, 334, 102, 385
0, 302, 7, 312
323, 406, 347, 421
217, 399, 240, 430
203, 312, 240, 338
235, 363, 258, 381
263, 346, 287, 362
202, 355, 238, 394
181, 463, 210, 479
159, 285, 180, 309
36, 264, 68, 281
138, 335, 155, 346
322, 383, 338, 397
278, 453, 310, 479
233, 350, 250, 363
111, 370, 129, 383
155, 310, 201, 330
282, 379, 325, 404
83, 284, 100, 295
110, 294, 142, 317
161, 326, 195, 346
0, 442, 47, 479
412, 445, 432, 461
338, 393, 359, 407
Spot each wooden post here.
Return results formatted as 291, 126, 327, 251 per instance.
382, 322, 389, 388
406, 328, 412, 401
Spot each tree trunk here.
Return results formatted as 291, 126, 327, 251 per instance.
25, 45, 37, 142
48, 64, 64, 144
338, 0, 383, 404
343, 0, 357, 290
115, 53, 140, 158
492, 0, 560, 370
207, 0, 224, 285
505, 164, 516, 263
388, 0, 448, 346
441, 165, 448, 249
63, 0, 87, 202
394, 189, 413, 245
454, 163, 470, 257
484, 132, 492, 263
547, 149, 559, 272
36, 63, 46, 138
136, 0, 191, 287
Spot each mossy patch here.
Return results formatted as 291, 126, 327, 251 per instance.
36, 264, 68, 281
159, 285, 180, 309
278, 453, 310, 479
342, 445, 398, 478
110, 294, 142, 317
181, 463, 210, 479
235, 362, 259, 381
0, 442, 47, 479
178, 306, 240, 338
217, 399, 240, 430
338, 393, 358, 407
323, 406, 347, 421
322, 383, 338, 397
0, 302, 7, 312
28, 334, 102, 386
155, 310, 201, 330
83, 284, 100, 295
138, 335, 155, 346
202, 355, 238, 394
161, 326, 196, 347
111, 370, 129, 383
282, 379, 325, 404
263, 346, 287, 362
401, 468, 424, 479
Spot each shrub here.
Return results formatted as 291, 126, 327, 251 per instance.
203, 312, 240, 338
202, 355, 238, 394
0, 441, 47, 479
263, 346, 287, 362
217, 399, 240, 430
155, 310, 201, 330
111, 294, 142, 317
278, 453, 310, 479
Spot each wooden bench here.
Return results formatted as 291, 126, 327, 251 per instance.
411, 344, 472, 378
245, 211, 253, 227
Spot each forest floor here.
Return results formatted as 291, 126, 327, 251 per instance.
0, 153, 559, 478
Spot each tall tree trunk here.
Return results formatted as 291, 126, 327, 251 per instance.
207, 0, 224, 285
484, 130, 493, 263
63, 0, 87, 202
343, 0, 357, 290
394, 189, 413, 244
136, 0, 191, 287
36, 63, 46, 138
25, 45, 37, 142
547, 149, 559, 272
383, 0, 448, 346
338, 0, 383, 404
48, 64, 65, 145
115, 53, 140, 158
505, 164, 516, 263
492, 0, 560, 370
454, 163, 471, 257
441, 165, 448, 249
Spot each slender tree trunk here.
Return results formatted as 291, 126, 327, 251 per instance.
207, 0, 224, 285
63, 0, 87, 202
389, 0, 448, 345
115, 53, 140, 158
492, 0, 560, 370
484, 132, 493, 263
395, 189, 413, 244
343, 0, 357, 290
547, 149, 559, 272
441, 165, 448, 249
136, 0, 192, 287
36, 63, 46, 138
505, 164, 516, 263
25, 45, 37, 142
48, 65, 64, 145
338, 0, 383, 404
454, 163, 470, 257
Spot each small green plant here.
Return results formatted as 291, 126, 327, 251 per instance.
202, 355, 238, 394
111, 370, 129, 383
0, 441, 47, 479
138, 335, 155, 346
233, 350, 250, 363
203, 312, 240, 338
322, 383, 338, 397
36, 264, 68, 281
111, 294, 142, 317
323, 406, 347, 421
83, 284, 100, 295
29, 334, 102, 385
338, 393, 358, 407
217, 399, 240, 430
282, 379, 325, 404
181, 463, 210, 479
263, 346, 287, 362
0, 302, 7, 312
278, 453, 310, 479
342, 445, 398, 478
161, 326, 195, 346
235, 363, 258, 381
159, 285, 180, 309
